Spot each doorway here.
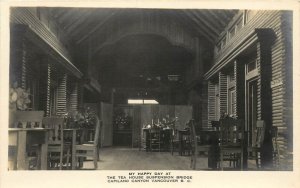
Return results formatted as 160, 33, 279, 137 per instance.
246, 79, 258, 147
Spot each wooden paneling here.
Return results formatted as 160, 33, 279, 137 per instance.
175, 105, 193, 130
101, 102, 113, 147
90, 10, 198, 55
205, 11, 282, 79
205, 10, 292, 168
132, 106, 141, 148
140, 105, 153, 127
280, 12, 293, 169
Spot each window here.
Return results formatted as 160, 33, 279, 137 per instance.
246, 60, 257, 73
143, 100, 159, 104
128, 99, 158, 104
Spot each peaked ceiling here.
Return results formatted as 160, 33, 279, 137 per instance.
50, 8, 237, 46
47, 8, 237, 101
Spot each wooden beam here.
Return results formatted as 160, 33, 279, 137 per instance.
206, 10, 228, 28
177, 10, 217, 43
76, 10, 120, 44
64, 10, 94, 34
165, 10, 196, 35
216, 10, 233, 23
57, 9, 79, 25
187, 10, 219, 36
181, 10, 217, 41
170, 11, 215, 44
197, 10, 225, 32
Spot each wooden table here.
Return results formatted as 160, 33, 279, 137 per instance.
8, 128, 50, 170
143, 128, 172, 152
198, 129, 220, 169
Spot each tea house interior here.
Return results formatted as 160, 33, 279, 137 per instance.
8, 7, 293, 171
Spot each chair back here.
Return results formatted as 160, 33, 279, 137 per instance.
43, 116, 65, 145
15, 111, 44, 128
220, 118, 244, 147
188, 120, 197, 151
93, 116, 102, 146
253, 120, 265, 147
211, 121, 220, 130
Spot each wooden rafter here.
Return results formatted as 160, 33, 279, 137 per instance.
216, 10, 233, 23
64, 10, 95, 34
76, 10, 120, 44
195, 10, 224, 32
189, 10, 220, 35
57, 9, 79, 25
171, 11, 216, 43
181, 10, 217, 41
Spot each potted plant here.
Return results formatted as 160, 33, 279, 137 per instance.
9, 82, 31, 127
9, 82, 31, 111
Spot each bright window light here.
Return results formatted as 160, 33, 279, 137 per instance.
128, 99, 143, 104
128, 99, 159, 104
143, 100, 159, 104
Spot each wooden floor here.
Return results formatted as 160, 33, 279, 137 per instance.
81, 147, 259, 170
83, 147, 207, 170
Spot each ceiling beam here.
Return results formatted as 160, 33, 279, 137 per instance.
180, 10, 217, 42
205, 10, 228, 28
64, 10, 95, 34
76, 10, 120, 44
216, 10, 233, 23
57, 9, 79, 25
195, 10, 225, 32
165, 10, 197, 35
174, 11, 215, 43
185, 10, 219, 36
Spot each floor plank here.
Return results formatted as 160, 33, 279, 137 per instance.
81, 147, 259, 170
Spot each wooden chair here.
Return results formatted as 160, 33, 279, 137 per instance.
211, 121, 220, 131
170, 129, 179, 155
219, 118, 244, 170
43, 116, 70, 170
189, 120, 211, 170
74, 116, 101, 169
247, 120, 265, 168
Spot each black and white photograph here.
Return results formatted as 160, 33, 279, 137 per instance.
0, 0, 299, 187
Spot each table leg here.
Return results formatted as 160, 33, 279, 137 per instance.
179, 133, 182, 156
71, 130, 76, 170
40, 131, 48, 170
17, 131, 27, 170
